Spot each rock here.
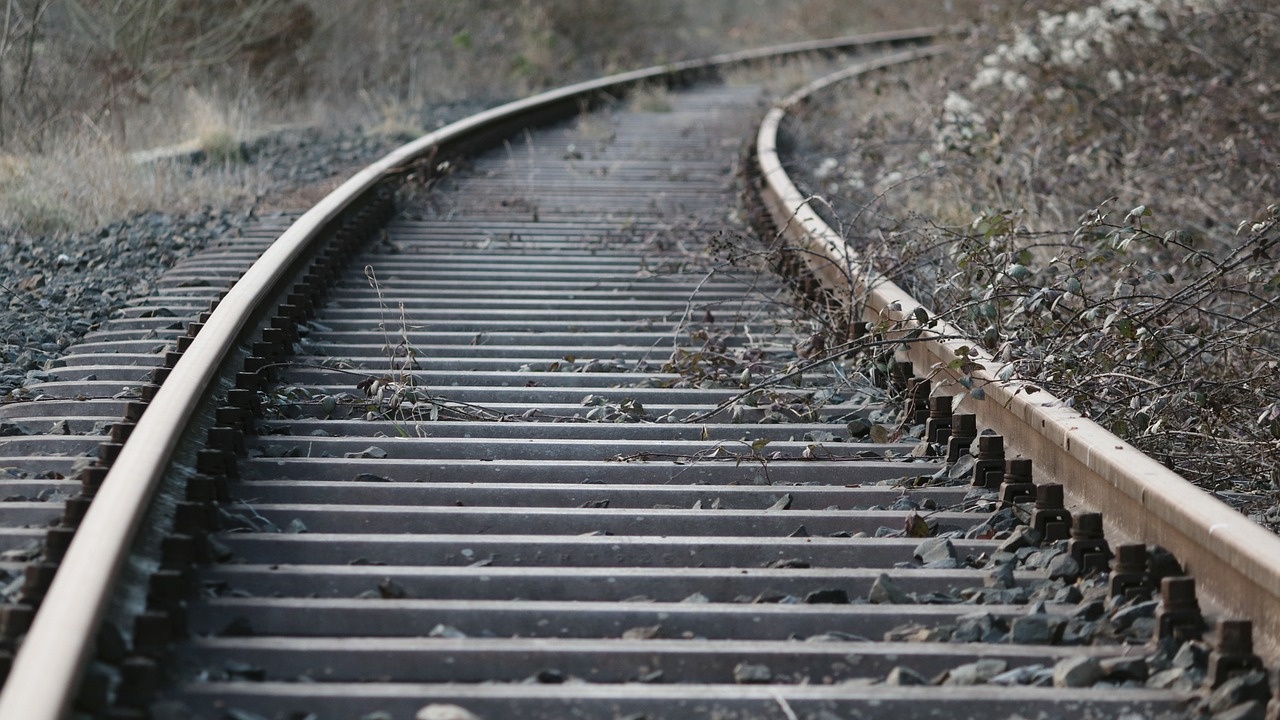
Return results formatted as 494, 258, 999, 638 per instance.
889, 495, 919, 511
965, 520, 997, 539
952, 612, 1006, 643
913, 537, 958, 567
733, 662, 774, 684
884, 666, 928, 686
1073, 599, 1106, 621
0, 422, 26, 437
1025, 578, 1061, 604
949, 455, 977, 479
1125, 617, 1157, 642
1053, 656, 1102, 687
803, 588, 849, 604
1147, 667, 1196, 692
989, 664, 1045, 686
1059, 619, 1098, 645
1148, 635, 1182, 669
961, 587, 1026, 605
1009, 614, 1063, 644
942, 659, 1007, 686
224, 660, 265, 682
377, 578, 408, 599
884, 623, 951, 642
868, 573, 916, 604
621, 625, 661, 640
1027, 547, 1057, 570
428, 624, 466, 639
1110, 599, 1159, 629
1046, 553, 1080, 580
996, 525, 1041, 554
416, 706, 482, 720
1100, 656, 1149, 682
1206, 671, 1270, 714
1053, 584, 1083, 604
528, 669, 566, 684
1172, 640, 1210, 672
752, 590, 788, 604
984, 562, 1015, 589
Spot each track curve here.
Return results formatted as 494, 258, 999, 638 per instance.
0, 28, 1275, 720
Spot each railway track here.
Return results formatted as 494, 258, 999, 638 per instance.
0, 27, 1278, 720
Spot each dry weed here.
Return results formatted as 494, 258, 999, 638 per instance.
629, 84, 674, 113
184, 89, 258, 163
0, 135, 267, 234
357, 90, 426, 140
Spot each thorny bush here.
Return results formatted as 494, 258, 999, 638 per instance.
782, 0, 1280, 528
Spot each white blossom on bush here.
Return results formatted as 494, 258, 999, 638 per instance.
935, 91, 987, 155
814, 157, 839, 181
964, 0, 1220, 96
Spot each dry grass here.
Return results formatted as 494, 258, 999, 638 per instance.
184, 89, 257, 163
358, 90, 427, 140
629, 84, 674, 113
0, 136, 267, 235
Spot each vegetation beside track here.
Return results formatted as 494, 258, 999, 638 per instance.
0, 0, 977, 234
782, 0, 1280, 527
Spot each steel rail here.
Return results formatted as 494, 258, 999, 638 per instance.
755, 47, 1280, 661
0, 28, 940, 720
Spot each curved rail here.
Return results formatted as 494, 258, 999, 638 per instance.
0, 28, 940, 720
754, 48, 1280, 660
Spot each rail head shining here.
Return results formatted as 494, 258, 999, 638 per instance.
0, 28, 940, 720
753, 47, 1280, 661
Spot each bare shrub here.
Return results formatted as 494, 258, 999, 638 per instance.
784, 0, 1280, 525
0, 0, 312, 151
2, 0, 978, 233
